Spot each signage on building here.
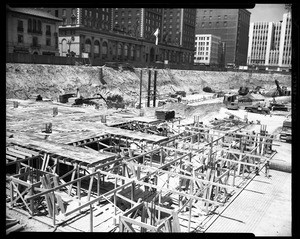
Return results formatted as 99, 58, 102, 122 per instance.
82, 52, 89, 58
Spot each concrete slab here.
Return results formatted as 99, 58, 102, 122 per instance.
205, 170, 291, 236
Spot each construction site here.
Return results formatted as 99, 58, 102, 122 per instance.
6, 63, 292, 235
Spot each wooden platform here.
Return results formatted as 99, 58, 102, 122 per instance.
7, 135, 116, 166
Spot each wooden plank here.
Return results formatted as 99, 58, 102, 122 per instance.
171, 211, 181, 232
120, 217, 136, 232
6, 155, 17, 161
121, 215, 158, 231
53, 176, 65, 214
6, 150, 26, 159
13, 145, 39, 156
7, 147, 33, 157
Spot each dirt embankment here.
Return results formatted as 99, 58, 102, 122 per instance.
6, 63, 291, 104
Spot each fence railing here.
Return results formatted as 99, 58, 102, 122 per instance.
6, 53, 291, 75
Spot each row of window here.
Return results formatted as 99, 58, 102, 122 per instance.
200, 21, 228, 27
17, 34, 57, 48
17, 19, 52, 36
194, 56, 209, 60
196, 36, 210, 40
202, 15, 227, 20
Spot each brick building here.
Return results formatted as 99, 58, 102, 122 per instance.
6, 6, 62, 55
42, 7, 195, 65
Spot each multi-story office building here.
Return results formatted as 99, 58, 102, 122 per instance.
41, 7, 194, 65
247, 12, 291, 71
6, 6, 62, 55
194, 34, 222, 66
195, 9, 251, 66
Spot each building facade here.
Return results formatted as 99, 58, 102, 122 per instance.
6, 6, 62, 55
162, 8, 196, 50
195, 9, 251, 66
247, 12, 291, 71
42, 7, 195, 65
194, 34, 222, 66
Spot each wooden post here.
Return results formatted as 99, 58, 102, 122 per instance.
77, 166, 81, 211
30, 186, 34, 216
131, 181, 135, 206
10, 181, 13, 208
52, 192, 56, 226
90, 204, 93, 232
113, 191, 117, 225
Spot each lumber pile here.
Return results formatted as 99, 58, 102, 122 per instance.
155, 110, 175, 121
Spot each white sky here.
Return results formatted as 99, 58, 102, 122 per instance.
247, 4, 288, 22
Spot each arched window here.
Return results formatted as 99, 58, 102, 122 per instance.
28, 19, 32, 32
117, 43, 122, 57
61, 39, 68, 55
124, 45, 128, 57
85, 39, 92, 53
102, 41, 108, 57
94, 40, 100, 56
130, 45, 135, 59
136, 46, 140, 59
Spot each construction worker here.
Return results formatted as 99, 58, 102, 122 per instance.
265, 161, 270, 177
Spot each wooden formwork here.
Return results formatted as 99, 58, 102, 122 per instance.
6, 117, 277, 232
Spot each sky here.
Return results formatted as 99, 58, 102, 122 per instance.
247, 4, 288, 23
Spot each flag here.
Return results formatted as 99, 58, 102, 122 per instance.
153, 28, 160, 45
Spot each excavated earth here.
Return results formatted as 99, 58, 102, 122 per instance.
6, 63, 291, 103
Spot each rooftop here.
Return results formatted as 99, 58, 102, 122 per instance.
7, 6, 62, 22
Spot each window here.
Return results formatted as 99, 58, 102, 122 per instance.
224, 21, 227, 27
17, 34, 23, 43
46, 38, 51, 46
46, 25, 51, 36
32, 36, 38, 46
17, 20, 23, 32
72, 8, 76, 15
37, 20, 41, 32
55, 10, 58, 17
62, 9, 66, 17
33, 19, 36, 31
224, 15, 227, 19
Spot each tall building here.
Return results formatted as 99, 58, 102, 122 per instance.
6, 6, 62, 55
195, 9, 251, 66
39, 7, 194, 64
113, 8, 164, 42
194, 34, 222, 66
43, 8, 113, 32
247, 12, 291, 71
162, 8, 196, 50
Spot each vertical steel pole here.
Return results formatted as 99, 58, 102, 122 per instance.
147, 70, 151, 107
139, 69, 143, 109
153, 70, 157, 107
